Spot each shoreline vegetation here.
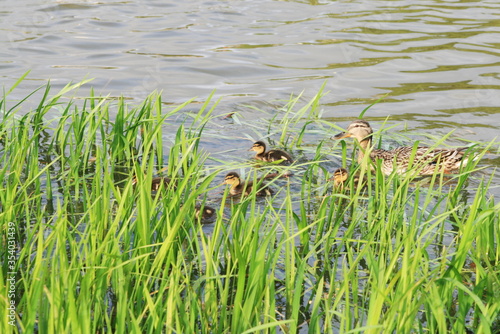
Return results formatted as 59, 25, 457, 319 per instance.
1, 77, 499, 333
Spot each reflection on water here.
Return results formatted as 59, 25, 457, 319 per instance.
1, 1, 499, 332
1, 0, 499, 117
2, 0, 498, 189
1, 5, 499, 213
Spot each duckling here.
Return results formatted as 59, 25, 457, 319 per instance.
249, 141, 294, 164
330, 168, 349, 189
133, 175, 216, 221
333, 120, 470, 175
195, 203, 216, 223
223, 172, 273, 196
132, 176, 172, 191
329, 167, 366, 190
150, 177, 172, 191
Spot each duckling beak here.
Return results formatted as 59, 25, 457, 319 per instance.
221, 179, 234, 186
328, 175, 345, 183
332, 131, 352, 140
248, 145, 260, 152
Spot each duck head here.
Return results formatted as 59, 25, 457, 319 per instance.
223, 172, 241, 186
249, 141, 266, 154
333, 120, 373, 143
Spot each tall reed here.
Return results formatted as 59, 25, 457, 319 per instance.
0, 78, 499, 333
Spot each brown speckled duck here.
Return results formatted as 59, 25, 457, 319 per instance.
333, 120, 470, 175
249, 141, 294, 164
223, 172, 273, 196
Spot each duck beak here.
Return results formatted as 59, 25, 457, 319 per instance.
332, 131, 352, 140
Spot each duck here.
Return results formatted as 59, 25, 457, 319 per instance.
132, 176, 172, 191
330, 168, 349, 188
333, 120, 470, 175
222, 172, 273, 196
330, 167, 366, 190
249, 141, 294, 164
133, 176, 216, 222
195, 203, 216, 222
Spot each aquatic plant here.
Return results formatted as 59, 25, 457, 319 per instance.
0, 77, 499, 333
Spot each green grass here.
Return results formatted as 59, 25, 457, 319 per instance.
1, 78, 499, 333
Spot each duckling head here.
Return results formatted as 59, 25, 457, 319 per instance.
334, 168, 349, 182
249, 141, 266, 154
331, 168, 349, 188
333, 120, 373, 142
131, 175, 171, 191
223, 172, 241, 186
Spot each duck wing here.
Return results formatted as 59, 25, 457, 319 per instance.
371, 146, 469, 175
420, 147, 469, 173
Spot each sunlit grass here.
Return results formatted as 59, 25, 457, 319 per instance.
0, 78, 499, 333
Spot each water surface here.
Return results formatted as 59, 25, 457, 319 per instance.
1, 2, 499, 184
2, 0, 499, 196
2, 0, 500, 332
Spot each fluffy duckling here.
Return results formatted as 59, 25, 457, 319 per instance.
150, 177, 172, 191
195, 203, 216, 223
329, 168, 366, 190
133, 175, 216, 222
249, 141, 294, 164
223, 172, 273, 196
333, 120, 470, 175
132, 176, 172, 191
330, 168, 349, 189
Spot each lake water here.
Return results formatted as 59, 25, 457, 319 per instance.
2, 0, 499, 194
2, 0, 499, 332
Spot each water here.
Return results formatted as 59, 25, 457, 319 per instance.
2, 0, 499, 230
2, 0, 499, 331
2, 1, 499, 117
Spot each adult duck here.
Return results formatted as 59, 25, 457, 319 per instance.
333, 120, 470, 175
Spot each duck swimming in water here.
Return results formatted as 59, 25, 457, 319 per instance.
195, 203, 216, 223
249, 141, 294, 164
333, 120, 470, 175
330, 168, 349, 189
222, 172, 274, 196
330, 167, 367, 191
133, 175, 215, 222
132, 176, 172, 191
